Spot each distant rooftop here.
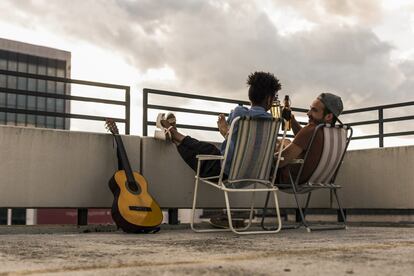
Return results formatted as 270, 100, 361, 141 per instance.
0, 37, 71, 61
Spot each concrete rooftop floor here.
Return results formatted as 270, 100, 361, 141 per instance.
0, 224, 413, 276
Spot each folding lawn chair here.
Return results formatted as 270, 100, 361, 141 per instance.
261, 123, 353, 232
190, 116, 284, 235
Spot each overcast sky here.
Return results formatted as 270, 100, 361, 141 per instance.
0, 0, 413, 142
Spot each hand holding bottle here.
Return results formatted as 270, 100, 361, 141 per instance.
282, 95, 292, 131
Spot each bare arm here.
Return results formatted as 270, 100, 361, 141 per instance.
291, 114, 302, 135
277, 142, 303, 168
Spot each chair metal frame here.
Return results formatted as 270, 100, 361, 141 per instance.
261, 123, 353, 232
190, 116, 283, 235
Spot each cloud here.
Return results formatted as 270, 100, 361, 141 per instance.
0, 0, 412, 112
270, 0, 384, 26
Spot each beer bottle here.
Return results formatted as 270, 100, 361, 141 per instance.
270, 96, 281, 119
282, 95, 292, 131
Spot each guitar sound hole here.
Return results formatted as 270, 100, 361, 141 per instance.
126, 181, 141, 194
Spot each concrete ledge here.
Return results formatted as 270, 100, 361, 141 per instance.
0, 126, 140, 208
336, 146, 414, 208
0, 125, 412, 210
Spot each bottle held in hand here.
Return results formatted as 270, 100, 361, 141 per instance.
282, 95, 292, 131
270, 96, 281, 119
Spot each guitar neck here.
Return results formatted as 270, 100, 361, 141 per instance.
113, 134, 135, 183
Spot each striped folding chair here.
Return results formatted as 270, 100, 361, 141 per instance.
261, 123, 353, 232
190, 116, 283, 235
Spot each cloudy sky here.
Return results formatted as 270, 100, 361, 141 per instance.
0, 0, 413, 144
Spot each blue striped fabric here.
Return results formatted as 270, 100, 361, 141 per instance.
226, 117, 280, 188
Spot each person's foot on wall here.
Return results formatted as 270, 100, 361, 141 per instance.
154, 112, 176, 141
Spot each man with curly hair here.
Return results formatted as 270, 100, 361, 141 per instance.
157, 71, 282, 178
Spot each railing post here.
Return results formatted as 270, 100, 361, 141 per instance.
125, 86, 130, 135
143, 89, 148, 136
378, 108, 384, 147
77, 208, 88, 226
168, 208, 179, 225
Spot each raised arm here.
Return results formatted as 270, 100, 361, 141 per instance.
290, 113, 302, 135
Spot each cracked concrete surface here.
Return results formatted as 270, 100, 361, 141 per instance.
0, 225, 413, 275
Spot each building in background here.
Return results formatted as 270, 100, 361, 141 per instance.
0, 37, 71, 225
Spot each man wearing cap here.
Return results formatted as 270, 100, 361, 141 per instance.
277, 93, 344, 184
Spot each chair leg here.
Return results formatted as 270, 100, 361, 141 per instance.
190, 177, 231, 233
260, 192, 271, 230
303, 192, 312, 217
303, 189, 347, 232
243, 190, 257, 229
260, 191, 284, 231
225, 190, 281, 235
333, 189, 347, 228
290, 183, 310, 231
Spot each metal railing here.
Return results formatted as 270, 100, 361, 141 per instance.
0, 70, 130, 134
143, 88, 414, 147
342, 102, 414, 147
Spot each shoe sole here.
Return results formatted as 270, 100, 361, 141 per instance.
156, 113, 165, 129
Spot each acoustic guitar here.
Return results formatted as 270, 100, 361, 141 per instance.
105, 119, 163, 233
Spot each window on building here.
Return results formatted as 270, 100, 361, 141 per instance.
47, 80, 55, 93
17, 77, 27, 90
0, 51, 7, 70
56, 81, 64, 94
17, 55, 27, 73
28, 63, 36, 74
0, 92, 6, 107
56, 117, 64, 129
7, 76, 17, 89
17, 95, 26, 109
37, 79, 46, 92
0, 74, 6, 87
46, 97, 55, 112
36, 115, 45, 127
27, 96, 36, 110
6, 113, 16, 125
37, 97, 46, 111
17, 114, 25, 126
7, 53, 17, 71
7, 94, 16, 108
46, 116, 55, 128
0, 112, 5, 124
27, 115, 35, 127
56, 99, 64, 112
37, 59, 46, 75
28, 78, 36, 91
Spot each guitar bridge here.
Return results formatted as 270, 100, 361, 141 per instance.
129, 206, 152, 212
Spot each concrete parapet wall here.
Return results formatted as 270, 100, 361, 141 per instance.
0, 126, 140, 208
336, 146, 414, 208
0, 126, 412, 209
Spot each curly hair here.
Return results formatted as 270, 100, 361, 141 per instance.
247, 71, 282, 105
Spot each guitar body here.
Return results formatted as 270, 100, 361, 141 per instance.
108, 170, 163, 233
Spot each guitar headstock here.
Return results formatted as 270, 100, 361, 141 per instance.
105, 118, 119, 135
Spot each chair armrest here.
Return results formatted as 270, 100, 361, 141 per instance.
289, 159, 304, 164
196, 155, 225, 161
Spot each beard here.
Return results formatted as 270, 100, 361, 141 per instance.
308, 116, 324, 125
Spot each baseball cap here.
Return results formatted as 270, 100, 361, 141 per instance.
317, 93, 343, 117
